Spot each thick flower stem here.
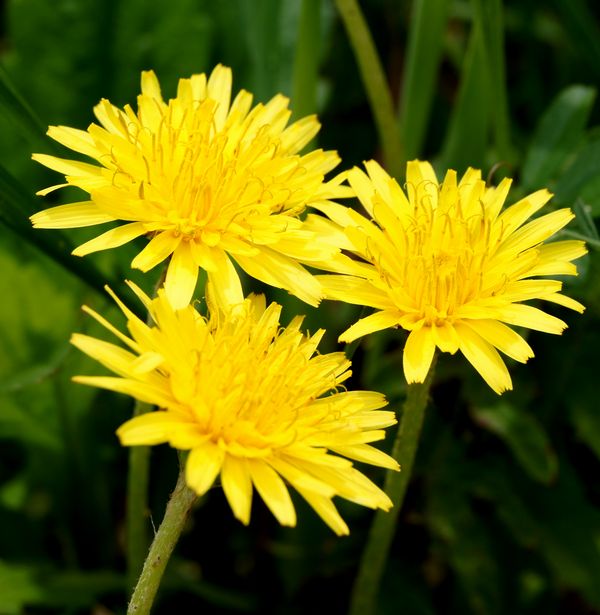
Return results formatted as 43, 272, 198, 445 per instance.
334, 0, 403, 178
349, 363, 435, 615
126, 401, 152, 592
126, 268, 169, 592
127, 468, 197, 614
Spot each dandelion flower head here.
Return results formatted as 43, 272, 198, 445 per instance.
31, 65, 348, 309
317, 160, 586, 394
71, 284, 398, 534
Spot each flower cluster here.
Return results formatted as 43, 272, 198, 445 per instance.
32, 66, 586, 530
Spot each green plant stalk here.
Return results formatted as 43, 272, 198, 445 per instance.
127, 467, 197, 614
349, 362, 436, 615
126, 267, 169, 592
291, 0, 320, 121
334, 0, 403, 178
126, 401, 153, 593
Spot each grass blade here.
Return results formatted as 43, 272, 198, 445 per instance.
399, 0, 449, 161
291, 0, 321, 120
521, 85, 596, 190
439, 14, 490, 172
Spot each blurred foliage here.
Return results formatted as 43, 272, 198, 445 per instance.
0, 0, 599, 613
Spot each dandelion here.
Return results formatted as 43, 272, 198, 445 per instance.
71, 283, 398, 535
316, 160, 586, 394
30, 65, 348, 309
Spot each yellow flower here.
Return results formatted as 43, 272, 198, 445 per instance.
71, 283, 398, 535
316, 160, 587, 394
31, 65, 348, 309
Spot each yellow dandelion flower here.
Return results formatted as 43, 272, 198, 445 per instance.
30, 65, 349, 309
70, 283, 399, 535
316, 160, 587, 394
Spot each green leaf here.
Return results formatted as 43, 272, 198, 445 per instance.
471, 401, 558, 484
427, 465, 502, 614
521, 85, 596, 190
439, 16, 490, 172
484, 461, 600, 608
399, 0, 449, 160
0, 561, 43, 614
553, 138, 600, 207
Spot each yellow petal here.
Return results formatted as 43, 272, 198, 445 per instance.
496, 189, 552, 237
248, 459, 296, 527
165, 241, 199, 309
30, 202, 115, 228
498, 209, 574, 256
462, 319, 533, 363
339, 311, 400, 344
141, 70, 163, 101
186, 442, 224, 495
293, 486, 349, 536
279, 115, 320, 153
47, 125, 99, 159
117, 411, 177, 445
70, 333, 137, 377
207, 64, 232, 130
318, 275, 391, 309
406, 160, 439, 208
403, 326, 436, 383
73, 376, 174, 407
207, 250, 244, 308
32, 153, 104, 178
454, 323, 512, 394
72, 222, 147, 256
542, 293, 585, 313
131, 231, 180, 272
235, 247, 322, 307
496, 303, 567, 334
330, 443, 399, 470
430, 321, 460, 354
221, 456, 253, 525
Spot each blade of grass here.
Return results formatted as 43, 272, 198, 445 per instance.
238, 0, 284, 101
521, 86, 596, 191
473, 0, 512, 163
439, 13, 490, 172
334, 0, 403, 178
399, 0, 449, 161
291, 0, 321, 121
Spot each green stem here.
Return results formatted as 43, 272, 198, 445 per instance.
127, 468, 197, 614
349, 361, 436, 615
126, 267, 169, 591
126, 401, 153, 592
334, 0, 403, 178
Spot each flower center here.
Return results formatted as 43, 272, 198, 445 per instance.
104, 98, 308, 245
377, 189, 497, 324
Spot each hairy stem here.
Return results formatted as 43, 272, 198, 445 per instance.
349, 362, 436, 615
127, 468, 197, 614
